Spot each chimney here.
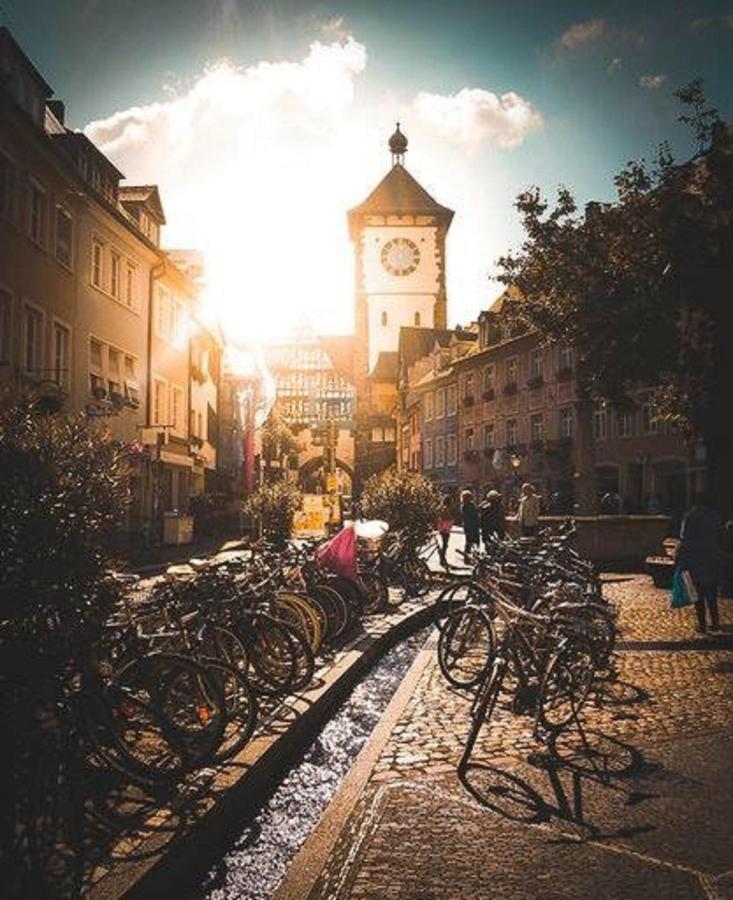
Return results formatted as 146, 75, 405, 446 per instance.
47, 99, 65, 125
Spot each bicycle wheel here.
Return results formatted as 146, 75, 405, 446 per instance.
536, 643, 595, 733
358, 571, 389, 613
458, 656, 506, 772
438, 605, 495, 689
274, 591, 324, 655
108, 653, 226, 778
239, 615, 299, 696
402, 556, 433, 598
279, 621, 316, 692
199, 658, 258, 763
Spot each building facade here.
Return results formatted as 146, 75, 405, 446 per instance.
264, 333, 356, 494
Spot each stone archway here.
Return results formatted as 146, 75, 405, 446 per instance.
298, 456, 354, 495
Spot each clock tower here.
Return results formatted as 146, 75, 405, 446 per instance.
348, 124, 454, 374
347, 126, 454, 485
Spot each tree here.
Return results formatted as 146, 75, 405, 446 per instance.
361, 469, 443, 543
243, 480, 303, 547
497, 82, 733, 515
0, 401, 130, 671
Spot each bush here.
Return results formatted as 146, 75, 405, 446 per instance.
0, 403, 130, 672
243, 480, 302, 547
360, 469, 444, 543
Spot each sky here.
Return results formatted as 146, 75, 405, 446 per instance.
4, 1, 733, 340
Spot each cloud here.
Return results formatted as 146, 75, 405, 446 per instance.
607, 57, 623, 74
412, 87, 543, 150
690, 13, 733, 28
84, 37, 369, 339
560, 18, 607, 49
320, 15, 351, 40
639, 73, 666, 89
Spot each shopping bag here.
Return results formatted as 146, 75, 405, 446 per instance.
681, 570, 699, 604
670, 568, 696, 608
316, 525, 358, 580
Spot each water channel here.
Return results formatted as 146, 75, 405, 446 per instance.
193, 626, 431, 900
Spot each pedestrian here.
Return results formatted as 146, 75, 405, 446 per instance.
460, 489, 480, 558
480, 489, 505, 548
436, 497, 454, 570
677, 493, 724, 634
517, 482, 540, 537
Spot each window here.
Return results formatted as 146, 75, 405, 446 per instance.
55, 207, 72, 267
464, 373, 474, 399
616, 409, 633, 438
29, 181, 46, 245
52, 321, 70, 389
506, 418, 518, 447
484, 423, 494, 450
483, 365, 494, 393
447, 434, 457, 466
530, 413, 544, 444
446, 384, 457, 416
593, 403, 608, 440
641, 400, 657, 434
529, 348, 543, 380
435, 436, 446, 467
380, 310, 388, 327
1, 152, 14, 220
171, 385, 185, 435
153, 379, 167, 425
107, 348, 122, 398
0, 289, 11, 364
435, 387, 446, 419
384, 425, 396, 443
155, 288, 169, 338
124, 355, 139, 407
424, 438, 433, 469
92, 238, 105, 288
505, 356, 518, 386
110, 251, 121, 299
560, 406, 575, 438
23, 305, 43, 375
465, 427, 474, 451
170, 299, 183, 345
414, 311, 421, 326
90, 337, 102, 372
125, 262, 136, 308
424, 392, 434, 421
559, 345, 574, 372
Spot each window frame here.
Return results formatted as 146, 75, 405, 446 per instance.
27, 177, 47, 248
51, 317, 71, 390
22, 301, 45, 377
560, 406, 575, 439
54, 205, 73, 269
91, 236, 106, 290
424, 437, 433, 469
0, 286, 13, 366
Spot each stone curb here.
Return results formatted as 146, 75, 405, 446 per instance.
88, 600, 435, 900
272, 630, 439, 900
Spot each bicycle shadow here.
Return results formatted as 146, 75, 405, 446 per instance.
458, 727, 661, 842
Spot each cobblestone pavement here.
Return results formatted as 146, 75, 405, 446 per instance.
308, 576, 733, 899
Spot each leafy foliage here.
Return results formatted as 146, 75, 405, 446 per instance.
497, 82, 733, 511
0, 403, 130, 670
361, 469, 443, 543
243, 479, 303, 547
261, 406, 301, 468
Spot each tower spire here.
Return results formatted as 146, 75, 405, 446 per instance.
388, 122, 408, 166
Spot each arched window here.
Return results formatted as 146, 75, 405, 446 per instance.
414, 312, 421, 326
381, 311, 388, 327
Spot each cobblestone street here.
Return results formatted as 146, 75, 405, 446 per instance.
291, 575, 733, 899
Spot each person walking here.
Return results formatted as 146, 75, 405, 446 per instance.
677, 494, 724, 634
517, 483, 540, 537
436, 498, 454, 570
460, 489, 480, 558
480, 489, 506, 548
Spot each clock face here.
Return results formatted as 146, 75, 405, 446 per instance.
381, 237, 420, 276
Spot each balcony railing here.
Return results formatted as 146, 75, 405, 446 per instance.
503, 382, 518, 396
557, 366, 574, 382
527, 374, 544, 388
482, 388, 495, 401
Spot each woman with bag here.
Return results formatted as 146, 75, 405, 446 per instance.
676, 494, 723, 634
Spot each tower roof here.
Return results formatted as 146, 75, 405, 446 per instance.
348, 164, 454, 232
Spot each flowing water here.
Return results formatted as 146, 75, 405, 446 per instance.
194, 626, 430, 900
